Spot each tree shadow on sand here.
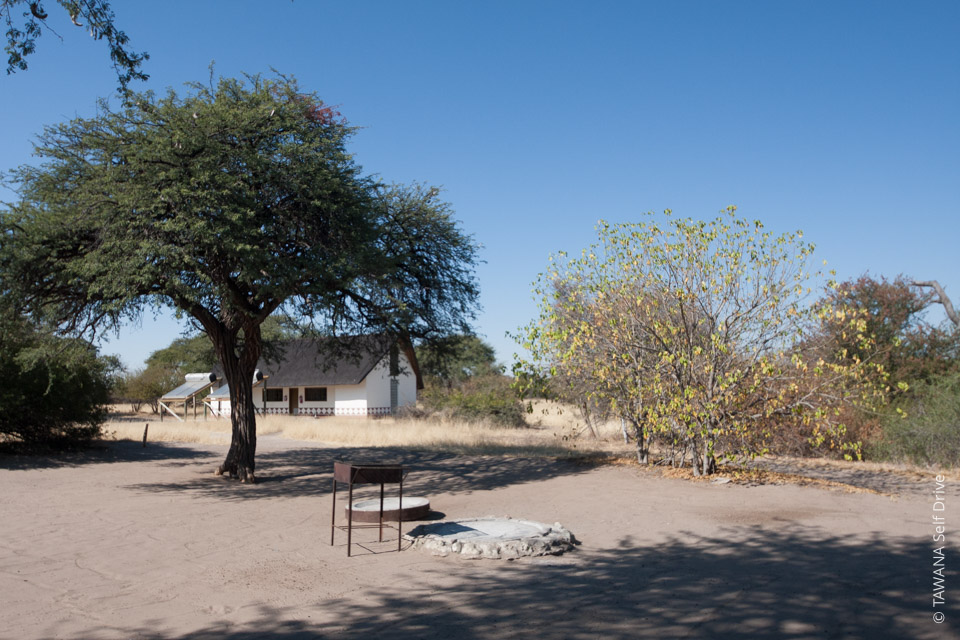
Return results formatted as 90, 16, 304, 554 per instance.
127, 445, 602, 502
89, 525, 956, 639
0, 440, 216, 471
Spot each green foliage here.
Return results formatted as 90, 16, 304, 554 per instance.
122, 313, 302, 413
0, 72, 479, 479
116, 365, 180, 414
872, 374, 960, 467
418, 335, 500, 384
146, 335, 216, 374
517, 208, 882, 473
421, 374, 526, 427
143, 314, 300, 380
2, 0, 148, 92
416, 336, 523, 426
0, 315, 113, 444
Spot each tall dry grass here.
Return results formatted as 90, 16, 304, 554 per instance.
102, 399, 631, 457
101, 419, 232, 445
259, 413, 607, 457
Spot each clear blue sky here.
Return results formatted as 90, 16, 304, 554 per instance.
2, 1, 957, 370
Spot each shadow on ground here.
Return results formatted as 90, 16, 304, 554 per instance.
129, 445, 601, 501
755, 458, 945, 497
85, 525, 955, 639
0, 440, 216, 471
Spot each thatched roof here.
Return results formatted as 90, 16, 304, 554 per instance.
213, 336, 422, 389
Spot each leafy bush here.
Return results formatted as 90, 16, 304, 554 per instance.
116, 366, 182, 414
421, 374, 526, 427
872, 374, 960, 467
0, 319, 114, 445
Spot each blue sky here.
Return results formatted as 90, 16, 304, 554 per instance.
2, 1, 957, 370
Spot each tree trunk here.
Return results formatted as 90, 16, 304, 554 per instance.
702, 437, 717, 475
579, 402, 599, 440
630, 417, 648, 464
211, 324, 262, 483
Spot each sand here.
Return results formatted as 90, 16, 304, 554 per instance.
1, 435, 957, 639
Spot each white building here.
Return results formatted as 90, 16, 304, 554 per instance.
207, 336, 421, 417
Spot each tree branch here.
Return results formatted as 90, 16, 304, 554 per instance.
912, 280, 959, 328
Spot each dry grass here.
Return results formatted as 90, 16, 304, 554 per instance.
101, 420, 231, 445
523, 398, 626, 440
102, 404, 231, 444
101, 400, 632, 457
101, 401, 954, 492
94, 404, 949, 500
258, 413, 598, 457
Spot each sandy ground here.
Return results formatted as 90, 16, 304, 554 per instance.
1, 436, 958, 639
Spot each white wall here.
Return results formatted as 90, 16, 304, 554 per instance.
210, 349, 417, 416
364, 351, 417, 409
333, 383, 367, 411
209, 386, 263, 417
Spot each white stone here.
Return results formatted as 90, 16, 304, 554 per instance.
404, 517, 575, 559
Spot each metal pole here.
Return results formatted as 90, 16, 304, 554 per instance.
347, 474, 354, 557
379, 482, 385, 542
330, 478, 336, 546
398, 473, 403, 552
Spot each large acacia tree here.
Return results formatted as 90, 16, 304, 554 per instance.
0, 74, 479, 481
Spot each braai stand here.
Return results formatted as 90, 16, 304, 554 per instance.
330, 462, 405, 557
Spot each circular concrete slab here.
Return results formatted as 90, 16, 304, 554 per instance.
404, 517, 574, 559
347, 496, 430, 523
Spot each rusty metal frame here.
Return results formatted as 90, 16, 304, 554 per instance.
330, 462, 405, 557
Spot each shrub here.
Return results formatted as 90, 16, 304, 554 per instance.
421, 374, 526, 427
120, 366, 181, 414
871, 373, 960, 467
0, 319, 113, 446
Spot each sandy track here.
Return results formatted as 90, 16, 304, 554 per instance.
1, 437, 957, 639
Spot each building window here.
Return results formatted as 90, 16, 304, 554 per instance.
264, 388, 283, 402
304, 387, 327, 402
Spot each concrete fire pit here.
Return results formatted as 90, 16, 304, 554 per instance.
346, 496, 430, 523
404, 517, 574, 559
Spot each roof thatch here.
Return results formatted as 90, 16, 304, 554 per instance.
212, 335, 421, 388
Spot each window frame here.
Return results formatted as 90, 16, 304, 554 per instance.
304, 387, 328, 402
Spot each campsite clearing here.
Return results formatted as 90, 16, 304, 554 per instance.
1, 434, 955, 639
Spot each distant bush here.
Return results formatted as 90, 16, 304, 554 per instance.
421, 374, 526, 427
0, 319, 114, 446
871, 374, 960, 467
117, 366, 182, 414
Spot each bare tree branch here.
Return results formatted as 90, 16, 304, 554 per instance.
913, 280, 959, 328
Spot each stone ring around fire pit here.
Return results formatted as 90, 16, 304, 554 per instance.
404, 516, 575, 559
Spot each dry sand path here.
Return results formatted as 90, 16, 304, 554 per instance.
1, 437, 957, 639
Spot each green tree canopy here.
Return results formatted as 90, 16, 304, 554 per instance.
417, 334, 500, 384
0, 312, 114, 444
145, 335, 215, 375
144, 313, 301, 376
1, 73, 479, 481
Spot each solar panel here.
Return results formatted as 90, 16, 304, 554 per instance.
208, 385, 230, 399
160, 373, 217, 401
206, 375, 265, 400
